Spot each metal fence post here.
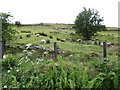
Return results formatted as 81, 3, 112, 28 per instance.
0, 17, 2, 59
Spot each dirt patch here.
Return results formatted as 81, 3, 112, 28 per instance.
108, 45, 119, 50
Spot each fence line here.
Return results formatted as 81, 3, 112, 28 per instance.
53, 42, 107, 61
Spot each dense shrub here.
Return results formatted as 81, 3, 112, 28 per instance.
95, 58, 118, 73
56, 38, 61, 41
1, 55, 120, 89
2, 55, 19, 70
46, 40, 50, 44
26, 34, 31, 37
84, 72, 119, 88
49, 36, 53, 39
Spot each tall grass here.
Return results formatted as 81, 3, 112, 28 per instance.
1, 54, 120, 89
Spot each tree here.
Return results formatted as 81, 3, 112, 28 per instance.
74, 7, 106, 40
15, 21, 21, 27
0, 12, 18, 58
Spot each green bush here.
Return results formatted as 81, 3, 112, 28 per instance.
46, 40, 50, 44
2, 55, 19, 70
84, 72, 119, 88
95, 58, 118, 73
1, 55, 120, 89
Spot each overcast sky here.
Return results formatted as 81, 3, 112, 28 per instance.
0, 0, 119, 27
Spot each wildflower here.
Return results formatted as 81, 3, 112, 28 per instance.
3, 85, 7, 88
50, 47, 54, 50
70, 55, 73, 57
23, 50, 27, 53
37, 62, 39, 64
16, 69, 19, 72
36, 58, 39, 61
39, 59, 43, 62
31, 61, 34, 65
62, 51, 65, 53
25, 59, 29, 63
25, 56, 28, 59
32, 50, 35, 52
43, 51, 48, 54
7, 70, 10, 73
19, 59, 22, 62
27, 52, 32, 55
18, 62, 21, 65
36, 58, 43, 62
19, 57, 25, 61
32, 62, 34, 65
10, 67, 13, 70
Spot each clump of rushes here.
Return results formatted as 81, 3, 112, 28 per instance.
49, 36, 53, 39
56, 38, 61, 41
46, 40, 50, 44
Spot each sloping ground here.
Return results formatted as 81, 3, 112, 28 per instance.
5, 24, 116, 62
2, 25, 119, 88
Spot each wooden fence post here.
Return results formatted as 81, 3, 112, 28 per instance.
54, 42, 57, 61
0, 18, 2, 59
103, 42, 107, 58
0, 41, 2, 59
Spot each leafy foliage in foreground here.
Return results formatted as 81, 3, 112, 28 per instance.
1, 54, 120, 89
0, 12, 18, 43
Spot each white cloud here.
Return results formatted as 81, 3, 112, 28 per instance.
0, 0, 119, 27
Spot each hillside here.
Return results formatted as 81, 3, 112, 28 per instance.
2, 23, 119, 88
6, 24, 118, 60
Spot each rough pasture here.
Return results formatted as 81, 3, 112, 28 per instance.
2, 23, 119, 88
11, 24, 118, 62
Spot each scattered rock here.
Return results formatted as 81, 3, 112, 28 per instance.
21, 30, 31, 33
61, 39, 66, 42
77, 39, 82, 42
26, 34, 31, 37
40, 39, 46, 44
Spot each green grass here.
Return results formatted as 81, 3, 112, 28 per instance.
98, 31, 118, 37
13, 26, 72, 44
10, 25, 118, 62
106, 27, 120, 30
2, 24, 119, 88
1, 54, 119, 88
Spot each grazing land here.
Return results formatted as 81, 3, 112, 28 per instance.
1, 23, 119, 88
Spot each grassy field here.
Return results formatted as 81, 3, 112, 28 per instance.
106, 27, 120, 30
1, 24, 119, 88
11, 25, 118, 53
13, 25, 118, 44
11, 24, 118, 65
